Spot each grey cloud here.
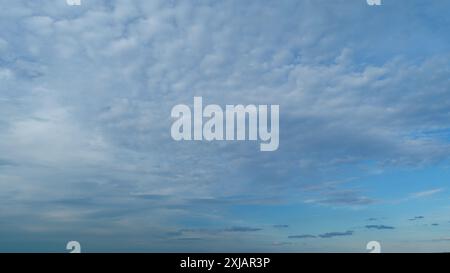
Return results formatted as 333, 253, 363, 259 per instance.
365, 225, 395, 230
272, 242, 293, 246
288, 235, 316, 239
224, 226, 263, 233
289, 230, 357, 239
176, 238, 204, 241
158, 226, 266, 244
318, 231, 354, 239
130, 193, 171, 201
306, 190, 376, 207
408, 216, 425, 221
432, 238, 450, 242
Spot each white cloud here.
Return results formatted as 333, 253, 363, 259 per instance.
410, 188, 444, 199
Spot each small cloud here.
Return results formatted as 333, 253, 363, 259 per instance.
224, 226, 262, 232
410, 188, 444, 199
130, 193, 170, 200
166, 231, 184, 237
408, 216, 425, 221
318, 231, 354, 239
432, 237, 450, 242
273, 224, 289, 228
431, 223, 440, 226
176, 238, 203, 241
272, 242, 292, 246
288, 234, 316, 239
365, 225, 395, 230
366, 218, 378, 221
309, 192, 376, 207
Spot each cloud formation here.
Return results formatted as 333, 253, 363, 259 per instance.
410, 189, 444, 199
288, 235, 316, 239
273, 225, 289, 229
409, 216, 425, 221
318, 231, 354, 239
224, 227, 263, 233
365, 225, 395, 230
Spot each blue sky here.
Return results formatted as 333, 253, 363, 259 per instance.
1, 0, 450, 252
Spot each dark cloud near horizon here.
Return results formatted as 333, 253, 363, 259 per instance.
318, 231, 354, 239
288, 231, 355, 239
176, 238, 203, 241
365, 225, 395, 230
224, 226, 263, 232
288, 235, 316, 239
408, 216, 425, 221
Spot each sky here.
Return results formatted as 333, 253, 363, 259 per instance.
0, 0, 450, 253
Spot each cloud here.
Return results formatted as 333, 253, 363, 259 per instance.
318, 231, 354, 239
410, 188, 444, 199
224, 226, 263, 232
288, 235, 316, 239
408, 216, 425, 221
273, 225, 289, 228
305, 190, 376, 207
432, 237, 450, 242
272, 242, 292, 246
365, 225, 395, 230
176, 238, 203, 241
289, 230, 357, 239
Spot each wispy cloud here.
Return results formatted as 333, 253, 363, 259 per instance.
288, 235, 316, 239
273, 225, 289, 229
410, 188, 444, 199
408, 216, 425, 221
432, 237, 450, 242
304, 190, 376, 207
272, 242, 293, 246
365, 225, 395, 230
318, 231, 354, 239
224, 226, 263, 232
